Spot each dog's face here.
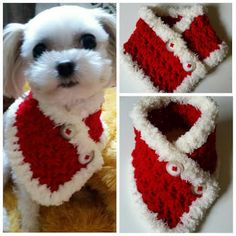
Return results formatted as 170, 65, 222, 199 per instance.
4, 6, 116, 106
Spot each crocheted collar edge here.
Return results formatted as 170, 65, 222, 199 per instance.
122, 5, 228, 93
129, 161, 219, 233
130, 96, 219, 185
130, 96, 220, 232
4, 94, 104, 206
139, 5, 228, 69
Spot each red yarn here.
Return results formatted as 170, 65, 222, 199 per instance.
190, 131, 217, 174
124, 19, 191, 92
123, 13, 223, 92
182, 15, 221, 60
132, 103, 217, 228
160, 15, 182, 27
132, 130, 199, 228
84, 110, 104, 143
147, 103, 201, 135
14, 93, 103, 192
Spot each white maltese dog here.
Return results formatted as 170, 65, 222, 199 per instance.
3, 5, 116, 232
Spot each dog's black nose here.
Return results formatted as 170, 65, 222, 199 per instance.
57, 61, 75, 78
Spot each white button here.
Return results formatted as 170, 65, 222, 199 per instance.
166, 161, 183, 177
183, 61, 196, 72
79, 151, 94, 165
60, 124, 76, 140
166, 41, 175, 52
192, 184, 205, 195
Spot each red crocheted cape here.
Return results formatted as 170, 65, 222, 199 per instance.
4, 93, 104, 206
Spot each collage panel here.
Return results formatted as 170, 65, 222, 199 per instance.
3, 3, 116, 232
120, 96, 232, 233
120, 3, 232, 93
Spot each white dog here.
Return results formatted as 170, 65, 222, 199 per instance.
3, 5, 116, 232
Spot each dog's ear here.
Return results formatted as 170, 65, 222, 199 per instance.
4, 23, 26, 98
93, 9, 116, 87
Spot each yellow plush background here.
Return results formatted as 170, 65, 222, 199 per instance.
3, 88, 116, 232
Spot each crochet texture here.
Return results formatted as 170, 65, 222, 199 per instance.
131, 97, 219, 232
14, 93, 103, 192
132, 103, 217, 228
123, 5, 228, 93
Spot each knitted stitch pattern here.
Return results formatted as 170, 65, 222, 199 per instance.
147, 103, 217, 173
123, 5, 228, 93
4, 93, 104, 206
132, 103, 217, 228
130, 97, 219, 232
124, 19, 192, 92
14, 93, 103, 192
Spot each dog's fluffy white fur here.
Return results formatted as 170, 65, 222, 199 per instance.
3, 5, 116, 232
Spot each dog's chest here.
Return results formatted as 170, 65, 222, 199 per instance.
5, 93, 104, 205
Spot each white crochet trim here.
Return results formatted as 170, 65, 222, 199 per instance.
203, 41, 229, 69
4, 95, 104, 206
170, 5, 228, 70
130, 97, 220, 232
139, 5, 207, 86
36, 94, 105, 154
172, 5, 204, 33
122, 5, 228, 93
129, 161, 218, 233
121, 52, 160, 93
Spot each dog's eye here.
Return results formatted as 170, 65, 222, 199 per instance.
80, 34, 96, 50
33, 43, 47, 59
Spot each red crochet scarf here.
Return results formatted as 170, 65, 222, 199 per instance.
5, 93, 104, 206
130, 97, 219, 232
123, 5, 228, 93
